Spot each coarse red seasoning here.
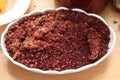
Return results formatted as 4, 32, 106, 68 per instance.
5, 9, 110, 71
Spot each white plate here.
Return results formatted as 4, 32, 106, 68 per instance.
0, 0, 31, 26
1, 7, 116, 74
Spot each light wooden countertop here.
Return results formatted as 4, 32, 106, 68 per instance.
0, 0, 120, 80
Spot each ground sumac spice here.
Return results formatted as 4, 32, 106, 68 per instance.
5, 9, 110, 71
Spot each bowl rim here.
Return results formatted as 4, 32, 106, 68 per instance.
1, 7, 116, 74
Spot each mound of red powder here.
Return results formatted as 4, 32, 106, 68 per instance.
5, 9, 110, 71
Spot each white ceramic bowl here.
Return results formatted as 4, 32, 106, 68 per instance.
0, 0, 31, 26
1, 7, 116, 74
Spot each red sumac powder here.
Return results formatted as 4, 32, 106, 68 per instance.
5, 9, 110, 71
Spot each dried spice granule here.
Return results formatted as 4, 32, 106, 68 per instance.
5, 9, 110, 71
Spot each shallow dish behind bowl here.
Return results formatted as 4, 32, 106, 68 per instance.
1, 7, 116, 74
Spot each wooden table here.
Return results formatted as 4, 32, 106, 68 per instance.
0, 0, 120, 80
